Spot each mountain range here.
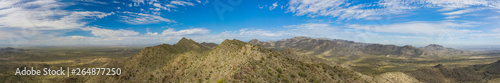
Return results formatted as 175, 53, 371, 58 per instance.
248, 36, 470, 58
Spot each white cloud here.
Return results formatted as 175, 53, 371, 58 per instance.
486, 16, 500, 19
170, 1, 194, 6
492, 28, 500, 32
159, 28, 210, 36
238, 29, 283, 37
128, 0, 197, 14
79, 0, 107, 4
347, 21, 480, 36
258, 5, 265, 9
286, 0, 500, 20
442, 8, 477, 15
120, 12, 175, 24
81, 27, 139, 38
0, 0, 112, 47
153, 3, 167, 10
445, 16, 460, 19
269, 2, 278, 10
0, 0, 112, 30
287, 0, 391, 20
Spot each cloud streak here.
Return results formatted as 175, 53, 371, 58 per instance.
347, 21, 480, 36
120, 11, 175, 24
286, 0, 500, 20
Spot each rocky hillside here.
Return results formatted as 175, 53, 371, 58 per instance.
420, 44, 470, 56
408, 60, 500, 83
408, 64, 483, 83
249, 36, 468, 58
85, 37, 421, 83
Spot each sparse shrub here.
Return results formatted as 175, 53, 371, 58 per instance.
290, 74, 296, 78
298, 72, 307, 77
338, 73, 341, 77
243, 51, 247, 55
283, 78, 290, 83
308, 78, 315, 82
216, 78, 226, 83
268, 71, 274, 76
329, 73, 335, 78
276, 68, 283, 74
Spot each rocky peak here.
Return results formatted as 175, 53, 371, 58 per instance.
248, 39, 260, 44
217, 39, 247, 50
200, 42, 218, 48
427, 44, 444, 47
177, 37, 196, 45
291, 36, 312, 40
423, 44, 446, 49
403, 45, 417, 49
173, 37, 209, 52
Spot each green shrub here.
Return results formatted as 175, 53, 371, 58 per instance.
276, 68, 283, 74
290, 74, 296, 78
308, 78, 315, 82
283, 78, 290, 83
298, 72, 307, 77
198, 79, 203, 83
216, 78, 226, 83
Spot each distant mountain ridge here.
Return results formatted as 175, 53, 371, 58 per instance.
248, 36, 469, 57
420, 44, 470, 56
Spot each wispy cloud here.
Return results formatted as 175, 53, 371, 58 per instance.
79, 0, 107, 4
0, 0, 112, 46
120, 11, 175, 24
170, 1, 195, 6
442, 8, 479, 15
146, 28, 210, 36
82, 27, 139, 38
445, 16, 460, 19
347, 21, 480, 36
285, 0, 500, 20
269, 2, 278, 10
0, 0, 112, 30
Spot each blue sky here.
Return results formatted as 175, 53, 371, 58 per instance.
0, 0, 499, 47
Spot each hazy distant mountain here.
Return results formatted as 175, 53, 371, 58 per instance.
86, 37, 421, 83
200, 42, 218, 48
0, 47, 35, 60
420, 44, 470, 56
249, 36, 469, 58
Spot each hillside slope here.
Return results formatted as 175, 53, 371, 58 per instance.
86, 37, 420, 83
